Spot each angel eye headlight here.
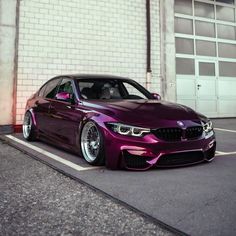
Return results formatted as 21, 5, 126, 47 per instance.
202, 120, 213, 134
107, 123, 150, 137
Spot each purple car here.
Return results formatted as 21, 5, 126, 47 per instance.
23, 74, 216, 170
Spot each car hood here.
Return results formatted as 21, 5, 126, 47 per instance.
83, 100, 202, 128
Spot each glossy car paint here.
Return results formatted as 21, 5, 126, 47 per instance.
25, 75, 216, 170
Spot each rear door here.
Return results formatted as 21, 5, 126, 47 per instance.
48, 77, 83, 147
34, 78, 61, 136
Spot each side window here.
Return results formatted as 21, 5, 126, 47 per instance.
44, 79, 60, 99
56, 78, 75, 102
38, 84, 47, 97
58, 78, 74, 95
78, 81, 95, 99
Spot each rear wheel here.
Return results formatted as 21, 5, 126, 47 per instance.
22, 111, 37, 141
80, 121, 105, 165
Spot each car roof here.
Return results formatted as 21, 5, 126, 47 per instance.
57, 74, 131, 81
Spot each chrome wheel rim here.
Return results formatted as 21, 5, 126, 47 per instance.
23, 112, 32, 139
81, 122, 100, 163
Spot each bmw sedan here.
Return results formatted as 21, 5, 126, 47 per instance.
23, 74, 216, 170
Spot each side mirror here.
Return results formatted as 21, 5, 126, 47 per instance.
55, 92, 71, 101
151, 93, 161, 100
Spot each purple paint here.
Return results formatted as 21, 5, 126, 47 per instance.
24, 75, 216, 170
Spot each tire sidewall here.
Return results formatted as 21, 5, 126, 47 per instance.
23, 111, 37, 141
80, 120, 105, 166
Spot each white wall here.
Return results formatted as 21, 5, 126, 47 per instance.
0, 0, 17, 130
16, 0, 161, 124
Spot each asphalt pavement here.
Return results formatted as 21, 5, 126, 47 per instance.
1, 118, 236, 236
0, 140, 174, 236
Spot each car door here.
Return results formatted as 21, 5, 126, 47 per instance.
48, 77, 83, 148
34, 78, 61, 136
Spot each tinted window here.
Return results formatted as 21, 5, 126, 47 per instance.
217, 24, 236, 40
38, 84, 47, 97
218, 43, 236, 58
194, 1, 215, 19
175, 38, 194, 54
196, 40, 216, 57
78, 80, 122, 99
58, 78, 74, 95
77, 79, 151, 100
195, 21, 215, 38
44, 79, 60, 99
216, 0, 234, 4
176, 58, 195, 75
199, 62, 215, 76
219, 61, 236, 77
216, 6, 235, 22
175, 17, 193, 35
174, 0, 192, 15
56, 78, 75, 102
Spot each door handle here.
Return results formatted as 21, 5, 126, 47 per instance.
197, 84, 202, 90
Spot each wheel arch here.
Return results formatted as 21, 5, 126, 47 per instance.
25, 108, 37, 127
77, 112, 119, 168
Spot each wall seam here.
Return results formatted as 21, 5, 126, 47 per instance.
159, 0, 165, 98
12, 0, 21, 128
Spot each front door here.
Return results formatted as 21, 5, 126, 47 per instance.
195, 60, 218, 117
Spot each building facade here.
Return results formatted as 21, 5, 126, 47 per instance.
0, 0, 235, 133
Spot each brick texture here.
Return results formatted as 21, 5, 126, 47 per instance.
16, 0, 161, 124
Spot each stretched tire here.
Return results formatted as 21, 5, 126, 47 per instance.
22, 111, 37, 141
80, 121, 105, 166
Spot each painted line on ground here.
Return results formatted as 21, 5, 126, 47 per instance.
215, 128, 236, 133
216, 151, 227, 155
5, 135, 101, 172
215, 150, 236, 156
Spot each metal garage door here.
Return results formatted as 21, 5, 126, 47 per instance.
174, 0, 236, 117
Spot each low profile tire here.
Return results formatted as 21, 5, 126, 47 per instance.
80, 121, 105, 166
22, 111, 37, 141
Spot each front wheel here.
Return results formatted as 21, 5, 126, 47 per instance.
80, 121, 105, 166
22, 111, 37, 141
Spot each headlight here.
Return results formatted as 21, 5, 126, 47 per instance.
202, 120, 213, 134
106, 123, 150, 137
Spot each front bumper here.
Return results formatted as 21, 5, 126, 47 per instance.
103, 129, 216, 170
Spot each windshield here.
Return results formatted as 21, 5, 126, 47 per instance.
76, 78, 153, 100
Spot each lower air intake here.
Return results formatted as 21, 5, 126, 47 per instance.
123, 151, 152, 169
157, 151, 204, 166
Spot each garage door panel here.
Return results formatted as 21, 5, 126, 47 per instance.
177, 78, 196, 96
218, 79, 236, 97
197, 79, 217, 97
219, 100, 236, 115
198, 99, 217, 113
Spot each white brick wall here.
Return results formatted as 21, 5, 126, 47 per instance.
16, 0, 161, 124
